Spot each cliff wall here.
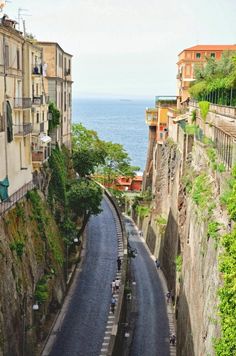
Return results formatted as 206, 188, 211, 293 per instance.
138, 127, 229, 355
0, 190, 66, 356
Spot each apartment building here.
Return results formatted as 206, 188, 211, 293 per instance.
177, 44, 236, 106
145, 96, 177, 143
37, 42, 73, 149
0, 15, 32, 198
23, 40, 51, 171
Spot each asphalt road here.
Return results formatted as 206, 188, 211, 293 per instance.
49, 197, 118, 356
126, 219, 170, 356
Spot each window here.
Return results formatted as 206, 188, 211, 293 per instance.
42, 112, 44, 122
210, 52, 215, 58
5, 44, 9, 67
196, 53, 201, 59
36, 84, 39, 96
64, 91, 66, 111
17, 49, 20, 70
36, 113, 39, 123
68, 93, 71, 107
185, 64, 191, 76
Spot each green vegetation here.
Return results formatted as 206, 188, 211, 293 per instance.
191, 109, 197, 123
155, 215, 167, 226
191, 173, 212, 211
213, 166, 236, 355
175, 255, 182, 273
207, 221, 221, 243
27, 190, 64, 264
220, 166, 236, 220
72, 123, 139, 185
215, 228, 236, 355
189, 52, 236, 106
48, 102, 60, 131
35, 277, 49, 303
199, 101, 210, 121
10, 241, 25, 258
135, 205, 150, 218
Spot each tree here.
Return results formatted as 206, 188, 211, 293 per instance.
48, 102, 60, 131
67, 179, 103, 236
72, 123, 139, 183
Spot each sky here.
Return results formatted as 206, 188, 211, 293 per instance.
3, 0, 236, 99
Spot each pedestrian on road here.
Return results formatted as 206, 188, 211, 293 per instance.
111, 295, 116, 314
111, 279, 116, 293
115, 278, 120, 291
155, 259, 160, 269
170, 333, 176, 345
166, 291, 171, 303
117, 256, 121, 271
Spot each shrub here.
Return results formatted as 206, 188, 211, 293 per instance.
10, 241, 25, 258
199, 101, 210, 121
175, 255, 183, 272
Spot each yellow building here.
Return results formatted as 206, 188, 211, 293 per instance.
0, 16, 32, 198
145, 96, 177, 142
37, 42, 73, 149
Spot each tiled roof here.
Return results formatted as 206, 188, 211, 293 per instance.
183, 44, 236, 52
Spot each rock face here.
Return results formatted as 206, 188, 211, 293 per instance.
0, 191, 66, 356
138, 133, 227, 356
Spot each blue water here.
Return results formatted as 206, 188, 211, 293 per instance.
72, 98, 154, 171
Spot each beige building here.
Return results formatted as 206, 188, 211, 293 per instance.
37, 42, 73, 149
23, 40, 51, 171
0, 16, 32, 198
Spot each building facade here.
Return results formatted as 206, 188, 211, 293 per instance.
0, 16, 32, 198
23, 40, 51, 171
37, 42, 73, 149
177, 45, 236, 106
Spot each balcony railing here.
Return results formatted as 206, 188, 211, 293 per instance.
32, 65, 42, 75
14, 97, 32, 109
32, 96, 42, 105
32, 149, 49, 162
14, 123, 32, 136
145, 108, 158, 126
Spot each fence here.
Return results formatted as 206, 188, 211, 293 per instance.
0, 181, 35, 216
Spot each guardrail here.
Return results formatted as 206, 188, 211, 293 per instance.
101, 187, 127, 356
0, 181, 35, 216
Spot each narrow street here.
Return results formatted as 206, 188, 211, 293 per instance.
44, 197, 118, 356
125, 218, 171, 356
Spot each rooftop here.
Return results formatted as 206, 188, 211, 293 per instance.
178, 44, 236, 55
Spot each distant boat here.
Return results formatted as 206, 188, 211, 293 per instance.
120, 99, 132, 102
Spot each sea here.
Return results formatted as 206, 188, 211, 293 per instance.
72, 98, 154, 172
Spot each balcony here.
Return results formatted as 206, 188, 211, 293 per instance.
32, 96, 42, 105
145, 108, 158, 126
32, 65, 42, 75
14, 123, 32, 137
32, 144, 51, 164
14, 98, 32, 109
155, 96, 177, 108
64, 68, 71, 76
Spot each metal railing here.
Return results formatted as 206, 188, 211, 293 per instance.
32, 96, 42, 105
14, 97, 32, 109
0, 181, 35, 216
14, 123, 32, 136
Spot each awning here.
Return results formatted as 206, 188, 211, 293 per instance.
40, 135, 51, 144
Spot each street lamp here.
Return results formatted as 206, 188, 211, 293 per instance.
22, 293, 39, 356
